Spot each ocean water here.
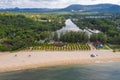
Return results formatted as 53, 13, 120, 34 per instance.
0, 62, 120, 80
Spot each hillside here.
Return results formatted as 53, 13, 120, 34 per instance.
0, 4, 120, 13
60, 4, 120, 12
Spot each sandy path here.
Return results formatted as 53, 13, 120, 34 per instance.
0, 50, 120, 72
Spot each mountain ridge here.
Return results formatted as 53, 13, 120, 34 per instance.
60, 4, 120, 12
0, 4, 120, 12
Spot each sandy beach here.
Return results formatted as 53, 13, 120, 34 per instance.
0, 50, 120, 72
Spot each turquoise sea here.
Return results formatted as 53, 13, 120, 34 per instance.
0, 62, 120, 80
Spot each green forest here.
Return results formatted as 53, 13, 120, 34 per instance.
0, 13, 65, 51
0, 12, 120, 51
73, 18, 120, 44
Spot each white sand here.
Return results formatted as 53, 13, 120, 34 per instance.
0, 50, 120, 72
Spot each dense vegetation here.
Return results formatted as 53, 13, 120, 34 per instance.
0, 13, 65, 51
90, 33, 107, 44
60, 31, 89, 43
0, 12, 120, 51
74, 18, 120, 45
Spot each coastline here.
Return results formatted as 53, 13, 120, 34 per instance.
0, 50, 120, 73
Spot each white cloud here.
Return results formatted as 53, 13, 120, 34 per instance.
0, 0, 120, 8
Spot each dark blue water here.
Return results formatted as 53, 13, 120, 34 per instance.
0, 62, 120, 80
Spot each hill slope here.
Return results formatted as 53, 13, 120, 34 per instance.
60, 4, 120, 12
0, 4, 120, 13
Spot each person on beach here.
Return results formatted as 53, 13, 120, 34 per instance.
14, 54, 17, 57
28, 55, 31, 57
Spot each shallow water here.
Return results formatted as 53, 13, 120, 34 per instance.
0, 62, 120, 80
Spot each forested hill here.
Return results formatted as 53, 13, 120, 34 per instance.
1, 4, 120, 13
0, 14, 65, 51
60, 4, 120, 12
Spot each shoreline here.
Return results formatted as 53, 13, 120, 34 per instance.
0, 50, 120, 73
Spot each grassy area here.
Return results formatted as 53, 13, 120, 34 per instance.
97, 44, 111, 50
108, 44, 120, 52
25, 43, 91, 51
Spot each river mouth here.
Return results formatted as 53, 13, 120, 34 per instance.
0, 62, 120, 80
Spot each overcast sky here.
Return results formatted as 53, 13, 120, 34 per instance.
0, 0, 120, 8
